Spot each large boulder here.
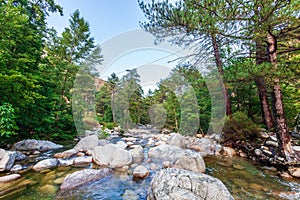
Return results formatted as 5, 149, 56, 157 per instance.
173, 154, 205, 173
60, 168, 112, 190
167, 133, 185, 148
148, 168, 234, 200
129, 145, 144, 163
33, 158, 59, 171
11, 140, 63, 152
74, 135, 99, 152
92, 144, 132, 168
148, 144, 206, 162
187, 138, 214, 155
0, 149, 16, 171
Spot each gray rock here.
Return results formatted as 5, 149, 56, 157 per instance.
266, 140, 279, 147
289, 168, 300, 178
58, 159, 74, 166
161, 128, 171, 134
162, 161, 172, 168
262, 149, 273, 156
129, 145, 144, 163
148, 144, 206, 162
0, 174, 21, 183
187, 138, 213, 155
54, 149, 78, 159
223, 147, 237, 157
74, 135, 99, 152
214, 144, 224, 153
173, 154, 206, 173
84, 130, 97, 137
10, 164, 23, 172
0, 149, 16, 171
14, 151, 27, 161
255, 149, 262, 156
148, 168, 234, 200
116, 141, 127, 149
33, 158, 59, 171
92, 144, 132, 168
149, 163, 158, 170
269, 135, 278, 142
60, 168, 112, 190
292, 146, 300, 152
11, 140, 63, 152
73, 156, 92, 165
168, 133, 185, 148
133, 165, 149, 179
98, 139, 110, 146
259, 132, 269, 139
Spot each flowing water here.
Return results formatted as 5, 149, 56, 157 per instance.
1, 146, 300, 199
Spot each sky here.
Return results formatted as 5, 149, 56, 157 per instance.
47, 0, 182, 92
47, 0, 146, 43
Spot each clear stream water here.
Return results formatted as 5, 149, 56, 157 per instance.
1, 145, 300, 200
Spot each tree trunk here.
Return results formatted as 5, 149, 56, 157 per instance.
211, 34, 232, 116
255, 41, 274, 130
267, 31, 294, 161
254, 77, 274, 129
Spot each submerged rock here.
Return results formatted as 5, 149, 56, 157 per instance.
60, 168, 112, 190
122, 190, 139, 200
38, 184, 57, 194
148, 168, 234, 200
0, 174, 21, 183
11, 140, 63, 152
0, 149, 16, 171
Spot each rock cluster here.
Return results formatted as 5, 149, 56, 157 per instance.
0, 128, 235, 199
148, 168, 234, 200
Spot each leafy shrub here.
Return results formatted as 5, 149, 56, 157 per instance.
223, 111, 260, 143
0, 103, 18, 138
102, 122, 117, 130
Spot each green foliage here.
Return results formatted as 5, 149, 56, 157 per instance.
112, 69, 144, 129
0, 103, 18, 138
223, 112, 260, 143
0, 1, 101, 142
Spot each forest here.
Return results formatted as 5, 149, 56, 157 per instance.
0, 0, 299, 161
1, 0, 300, 199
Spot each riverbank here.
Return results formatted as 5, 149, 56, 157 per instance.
0, 127, 300, 199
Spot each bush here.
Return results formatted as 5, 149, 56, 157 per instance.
102, 122, 118, 130
0, 103, 18, 138
223, 112, 260, 143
